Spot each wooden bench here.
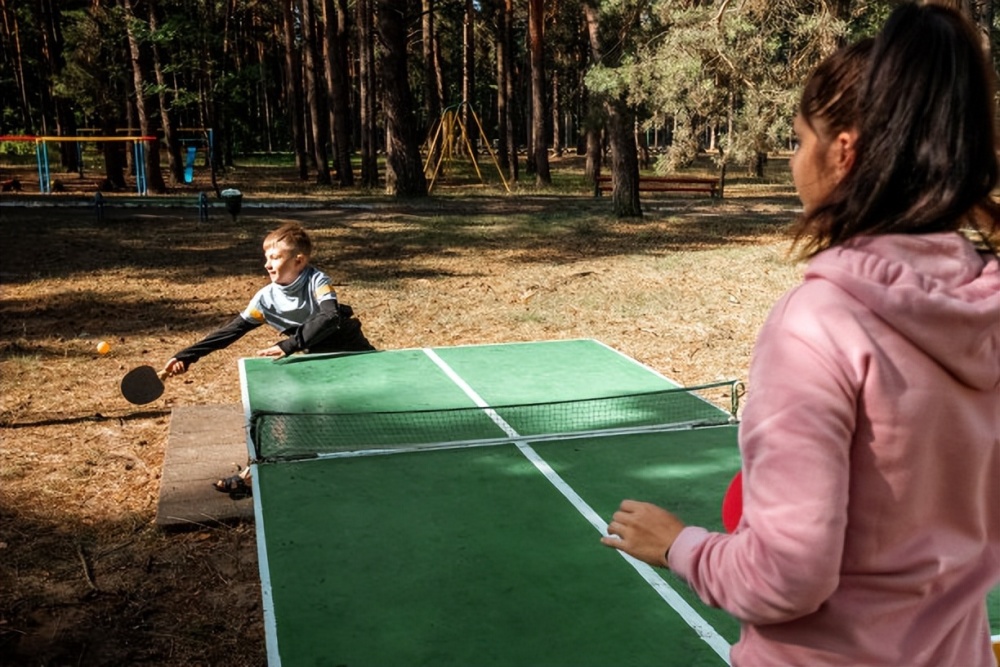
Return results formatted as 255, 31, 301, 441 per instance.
595, 175, 721, 198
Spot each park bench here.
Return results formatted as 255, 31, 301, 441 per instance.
595, 174, 721, 198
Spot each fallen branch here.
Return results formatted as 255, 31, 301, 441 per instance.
76, 544, 98, 592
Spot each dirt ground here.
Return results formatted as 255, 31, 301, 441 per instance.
0, 160, 804, 666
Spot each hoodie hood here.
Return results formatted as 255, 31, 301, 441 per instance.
805, 233, 1000, 390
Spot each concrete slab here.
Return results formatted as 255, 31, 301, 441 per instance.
156, 404, 254, 529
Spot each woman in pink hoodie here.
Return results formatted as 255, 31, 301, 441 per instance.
603, 4, 1000, 665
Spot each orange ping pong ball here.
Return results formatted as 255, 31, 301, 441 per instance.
96, 340, 111, 355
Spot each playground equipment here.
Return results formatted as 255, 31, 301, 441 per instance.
177, 127, 215, 184
0, 134, 155, 195
198, 192, 210, 222
423, 103, 510, 194
1, 128, 214, 193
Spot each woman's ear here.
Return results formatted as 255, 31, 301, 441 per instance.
833, 130, 858, 179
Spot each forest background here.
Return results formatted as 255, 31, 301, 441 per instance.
2, 1, 1000, 665
1, 0, 997, 218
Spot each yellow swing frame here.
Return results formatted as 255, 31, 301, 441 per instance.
423, 102, 511, 194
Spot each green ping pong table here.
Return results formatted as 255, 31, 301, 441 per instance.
239, 339, 1000, 666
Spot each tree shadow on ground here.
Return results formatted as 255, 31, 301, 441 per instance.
1, 193, 797, 347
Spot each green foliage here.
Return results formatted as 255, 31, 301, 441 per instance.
611, 1, 909, 174
5, 0, 960, 180
656, 111, 699, 174
56, 6, 131, 128
0, 141, 37, 160
600, 0, 916, 171
584, 63, 629, 99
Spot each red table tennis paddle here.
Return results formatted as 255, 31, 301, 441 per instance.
721, 470, 743, 533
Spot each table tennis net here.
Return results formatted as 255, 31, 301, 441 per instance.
248, 379, 742, 462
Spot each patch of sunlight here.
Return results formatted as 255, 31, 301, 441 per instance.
632, 460, 736, 481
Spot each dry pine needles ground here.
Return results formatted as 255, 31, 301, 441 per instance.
1, 164, 804, 665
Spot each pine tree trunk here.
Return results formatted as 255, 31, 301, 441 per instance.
282, 0, 308, 180
3, 0, 34, 132
529, 0, 550, 185
323, 0, 353, 185
423, 0, 442, 165
607, 98, 641, 217
376, 0, 427, 197
123, 0, 166, 193
585, 124, 601, 184
301, 0, 331, 185
503, 0, 518, 183
357, 0, 379, 188
495, 5, 510, 174
37, 0, 79, 172
551, 70, 562, 158
582, 1, 641, 217
148, 0, 183, 185
462, 0, 475, 139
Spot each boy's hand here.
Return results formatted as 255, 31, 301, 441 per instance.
257, 345, 285, 358
163, 358, 188, 376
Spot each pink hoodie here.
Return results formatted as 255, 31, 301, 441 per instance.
670, 233, 1000, 666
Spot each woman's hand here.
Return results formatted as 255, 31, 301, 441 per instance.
257, 345, 285, 358
601, 499, 686, 568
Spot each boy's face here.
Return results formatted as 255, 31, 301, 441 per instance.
263, 241, 307, 286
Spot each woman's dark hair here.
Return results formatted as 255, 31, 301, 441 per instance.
793, 2, 999, 257
799, 38, 874, 139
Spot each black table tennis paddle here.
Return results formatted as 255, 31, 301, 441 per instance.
120, 365, 169, 405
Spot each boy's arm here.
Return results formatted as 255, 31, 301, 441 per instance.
173, 315, 259, 365
277, 299, 343, 355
